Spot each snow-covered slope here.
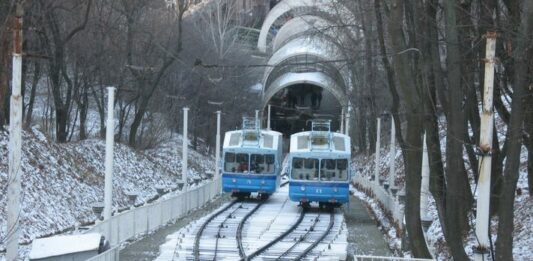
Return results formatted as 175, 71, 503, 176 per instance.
352, 137, 531, 260
0, 127, 214, 254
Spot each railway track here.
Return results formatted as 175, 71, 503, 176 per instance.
242, 209, 335, 261
192, 200, 264, 260
168, 182, 345, 261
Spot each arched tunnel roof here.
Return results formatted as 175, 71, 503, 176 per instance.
262, 71, 349, 109
262, 35, 352, 99
259, 0, 355, 116
257, 0, 352, 53
272, 15, 331, 52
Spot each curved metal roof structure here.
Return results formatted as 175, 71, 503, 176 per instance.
262, 72, 348, 109
257, 0, 353, 53
271, 15, 330, 52
258, 0, 356, 125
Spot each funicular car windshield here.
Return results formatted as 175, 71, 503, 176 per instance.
225, 152, 275, 174
292, 157, 348, 181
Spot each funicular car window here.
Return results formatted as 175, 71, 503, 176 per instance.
224, 152, 236, 172
306, 159, 319, 180
292, 158, 304, 179
236, 153, 249, 173
320, 159, 335, 181
265, 154, 275, 173
336, 159, 348, 180
251, 154, 268, 174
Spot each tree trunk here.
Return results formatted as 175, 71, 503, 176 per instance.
374, 0, 405, 153
495, 2, 533, 259
79, 86, 88, 140
422, 0, 448, 238
0, 24, 9, 128
25, 61, 40, 128
388, 0, 431, 257
443, 0, 470, 259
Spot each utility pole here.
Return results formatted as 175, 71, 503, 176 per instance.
420, 132, 430, 219
267, 105, 271, 130
215, 111, 221, 187
474, 32, 497, 261
340, 107, 345, 133
374, 117, 381, 186
388, 116, 396, 191
255, 109, 260, 128
6, 2, 24, 260
103, 87, 116, 221
345, 104, 351, 136
182, 107, 189, 191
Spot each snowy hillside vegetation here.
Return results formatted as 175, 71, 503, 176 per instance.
0, 127, 214, 254
351, 143, 532, 260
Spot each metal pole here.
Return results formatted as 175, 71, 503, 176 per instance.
345, 105, 351, 136
6, 3, 23, 259
215, 111, 221, 180
255, 109, 259, 128
267, 104, 271, 130
420, 132, 430, 219
474, 32, 497, 261
103, 87, 116, 221
182, 108, 189, 191
340, 107, 345, 133
389, 117, 396, 190
374, 117, 381, 186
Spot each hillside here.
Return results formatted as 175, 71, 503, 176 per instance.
0, 127, 214, 255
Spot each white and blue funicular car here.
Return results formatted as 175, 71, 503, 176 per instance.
221, 117, 283, 200
288, 120, 352, 208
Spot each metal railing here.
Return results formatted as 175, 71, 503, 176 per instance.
352, 175, 404, 229
86, 246, 120, 261
354, 255, 433, 261
86, 178, 222, 261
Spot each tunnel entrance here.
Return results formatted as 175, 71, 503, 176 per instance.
265, 84, 342, 139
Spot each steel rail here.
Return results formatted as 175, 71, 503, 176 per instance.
295, 209, 335, 260
212, 202, 250, 261
243, 208, 306, 261
276, 212, 322, 260
193, 200, 238, 261
237, 201, 264, 259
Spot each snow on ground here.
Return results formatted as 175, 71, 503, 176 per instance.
351, 131, 532, 260
0, 127, 214, 258
156, 185, 348, 260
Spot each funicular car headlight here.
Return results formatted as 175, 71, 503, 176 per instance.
300, 186, 306, 191
232, 178, 237, 183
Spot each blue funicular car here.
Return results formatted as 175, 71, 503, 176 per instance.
221, 117, 283, 199
288, 120, 352, 208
